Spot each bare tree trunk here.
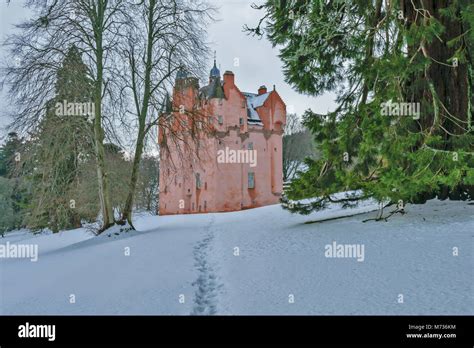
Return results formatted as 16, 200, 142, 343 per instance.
94, 93, 115, 231
93, 1, 115, 232
120, 0, 155, 226
121, 125, 146, 226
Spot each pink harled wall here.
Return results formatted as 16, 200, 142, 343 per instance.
158, 71, 286, 215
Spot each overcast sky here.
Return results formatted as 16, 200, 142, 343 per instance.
0, 0, 336, 141
0, 0, 31, 139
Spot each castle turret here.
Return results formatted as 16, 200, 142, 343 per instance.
173, 66, 199, 109
209, 59, 220, 81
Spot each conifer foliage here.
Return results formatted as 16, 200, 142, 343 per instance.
25, 46, 94, 232
248, 0, 474, 216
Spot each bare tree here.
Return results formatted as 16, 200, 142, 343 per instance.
116, 0, 215, 227
134, 155, 159, 213
1, 0, 130, 232
282, 113, 316, 181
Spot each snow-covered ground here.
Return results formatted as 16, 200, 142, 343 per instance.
0, 199, 472, 315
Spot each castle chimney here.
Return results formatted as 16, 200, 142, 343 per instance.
258, 85, 267, 95
223, 71, 234, 86
223, 71, 235, 98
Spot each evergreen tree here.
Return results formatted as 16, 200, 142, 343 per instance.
0, 177, 16, 234
0, 147, 6, 177
0, 133, 30, 231
248, 0, 474, 216
0, 132, 21, 178
25, 45, 94, 232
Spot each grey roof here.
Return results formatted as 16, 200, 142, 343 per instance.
197, 82, 269, 126
242, 92, 270, 124
210, 60, 220, 78
163, 92, 172, 113
199, 78, 224, 99
176, 67, 188, 80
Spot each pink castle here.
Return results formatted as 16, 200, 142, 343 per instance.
158, 60, 286, 215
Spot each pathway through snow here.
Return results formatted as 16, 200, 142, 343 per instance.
191, 215, 222, 315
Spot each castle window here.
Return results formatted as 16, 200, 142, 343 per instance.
248, 142, 253, 150
274, 147, 277, 152
248, 172, 255, 189
196, 173, 202, 189
192, 202, 195, 210
205, 182, 207, 190
242, 100, 246, 108
218, 115, 223, 125
239, 117, 244, 125
204, 200, 207, 210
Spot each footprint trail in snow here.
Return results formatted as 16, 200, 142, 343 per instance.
191, 216, 222, 315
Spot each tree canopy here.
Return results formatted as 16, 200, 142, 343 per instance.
248, 0, 474, 216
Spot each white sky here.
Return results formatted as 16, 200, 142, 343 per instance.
0, 1, 32, 139
0, 0, 337, 140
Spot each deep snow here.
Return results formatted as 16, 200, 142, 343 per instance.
0, 199, 472, 315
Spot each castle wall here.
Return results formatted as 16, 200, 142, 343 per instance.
158, 72, 285, 215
